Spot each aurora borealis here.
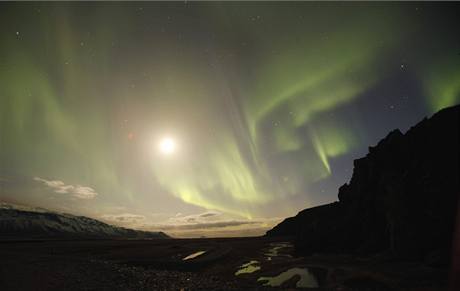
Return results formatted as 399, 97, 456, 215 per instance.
1, 2, 459, 237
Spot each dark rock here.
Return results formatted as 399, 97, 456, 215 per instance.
267, 105, 460, 262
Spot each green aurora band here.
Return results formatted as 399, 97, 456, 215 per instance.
1, 3, 459, 220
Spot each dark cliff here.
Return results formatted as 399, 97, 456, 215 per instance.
267, 105, 459, 262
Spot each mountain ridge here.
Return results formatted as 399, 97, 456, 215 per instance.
0, 202, 169, 240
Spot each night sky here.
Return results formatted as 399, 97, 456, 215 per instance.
1, 2, 459, 237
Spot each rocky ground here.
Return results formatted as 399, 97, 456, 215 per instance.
0, 237, 450, 290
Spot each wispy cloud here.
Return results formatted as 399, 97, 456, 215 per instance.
100, 213, 146, 225
156, 220, 259, 230
170, 211, 222, 224
33, 177, 98, 199
199, 212, 220, 218
96, 209, 283, 238
150, 211, 283, 236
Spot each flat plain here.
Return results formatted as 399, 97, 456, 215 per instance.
0, 237, 448, 290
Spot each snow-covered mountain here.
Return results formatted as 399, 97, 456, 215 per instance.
0, 203, 169, 239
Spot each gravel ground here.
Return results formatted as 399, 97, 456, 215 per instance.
1, 256, 244, 291
0, 238, 449, 291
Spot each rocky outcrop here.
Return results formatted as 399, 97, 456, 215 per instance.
267, 105, 459, 262
0, 204, 169, 240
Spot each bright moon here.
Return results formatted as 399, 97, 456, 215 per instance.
159, 137, 176, 155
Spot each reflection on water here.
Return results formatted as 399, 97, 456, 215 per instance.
265, 242, 293, 260
182, 250, 206, 260
235, 260, 261, 275
258, 267, 319, 288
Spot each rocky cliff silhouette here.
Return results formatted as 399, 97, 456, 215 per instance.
267, 105, 459, 263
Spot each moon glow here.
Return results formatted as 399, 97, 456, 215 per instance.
159, 137, 176, 155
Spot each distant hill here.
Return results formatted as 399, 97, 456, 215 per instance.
267, 105, 459, 263
0, 203, 169, 240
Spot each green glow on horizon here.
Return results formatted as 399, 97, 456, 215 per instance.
424, 59, 460, 113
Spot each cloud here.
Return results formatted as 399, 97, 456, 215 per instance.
152, 210, 282, 233
33, 177, 98, 199
157, 220, 259, 230
93, 209, 284, 237
199, 211, 220, 218
100, 213, 146, 225
147, 215, 284, 238
170, 211, 222, 224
